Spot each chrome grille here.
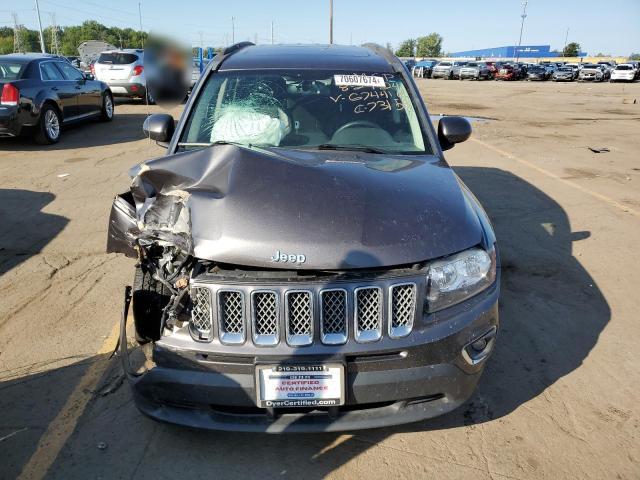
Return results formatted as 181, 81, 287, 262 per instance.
191, 287, 212, 339
354, 287, 382, 343
286, 291, 313, 346
252, 291, 279, 346
320, 289, 347, 345
218, 290, 245, 344
389, 283, 416, 338
189, 280, 418, 345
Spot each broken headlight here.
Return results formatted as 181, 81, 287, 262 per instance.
426, 247, 496, 312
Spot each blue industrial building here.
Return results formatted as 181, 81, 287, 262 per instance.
450, 45, 587, 59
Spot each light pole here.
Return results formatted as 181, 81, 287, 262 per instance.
563, 27, 569, 56
329, 0, 333, 44
515, 0, 528, 62
34, 0, 46, 53
138, 2, 144, 47
271, 21, 274, 45
231, 16, 235, 44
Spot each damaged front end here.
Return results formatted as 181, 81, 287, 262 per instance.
107, 166, 197, 347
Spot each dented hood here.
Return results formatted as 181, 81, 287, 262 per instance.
109, 145, 484, 269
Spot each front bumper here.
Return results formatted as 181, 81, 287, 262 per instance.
460, 71, 480, 79
120, 279, 500, 432
106, 82, 147, 97
431, 70, 450, 78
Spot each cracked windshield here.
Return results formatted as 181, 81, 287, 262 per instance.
179, 70, 429, 153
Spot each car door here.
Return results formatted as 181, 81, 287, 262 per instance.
39, 61, 78, 120
57, 61, 100, 116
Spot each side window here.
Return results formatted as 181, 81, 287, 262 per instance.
40, 62, 65, 81
57, 62, 84, 81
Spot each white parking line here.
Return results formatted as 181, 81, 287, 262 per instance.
17, 321, 120, 480
471, 138, 639, 218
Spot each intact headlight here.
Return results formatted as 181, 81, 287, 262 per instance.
426, 247, 496, 312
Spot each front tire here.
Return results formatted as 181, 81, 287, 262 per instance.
34, 104, 61, 145
100, 93, 114, 122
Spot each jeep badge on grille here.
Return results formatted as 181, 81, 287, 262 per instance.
270, 250, 306, 264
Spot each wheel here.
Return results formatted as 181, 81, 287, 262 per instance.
34, 104, 61, 145
100, 93, 114, 122
132, 266, 171, 343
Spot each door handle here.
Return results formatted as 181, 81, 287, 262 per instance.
75, 86, 82, 90
51, 87, 59, 91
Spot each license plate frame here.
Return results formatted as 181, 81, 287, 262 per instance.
255, 363, 345, 409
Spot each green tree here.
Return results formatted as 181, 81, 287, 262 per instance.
395, 39, 416, 57
562, 42, 581, 57
628, 53, 640, 61
416, 33, 443, 57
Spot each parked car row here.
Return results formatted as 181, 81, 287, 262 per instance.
413, 59, 640, 83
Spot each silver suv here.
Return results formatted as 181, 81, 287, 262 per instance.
93, 49, 146, 99
432, 61, 466, 79
459, 62, 491, 80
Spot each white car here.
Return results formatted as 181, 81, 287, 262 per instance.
93, 49, 147, 100
610, 64, 636, 83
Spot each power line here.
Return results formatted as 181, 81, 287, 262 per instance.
39, 0, 137, 26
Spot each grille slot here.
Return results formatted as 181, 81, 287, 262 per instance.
218, 290, 245, 344
320, 289, 347, 345
286, 291, 313, 346
252, 291, 279, 346
191, 287, 213, 339
354, 287, 382, 343
389, 283, 416, 338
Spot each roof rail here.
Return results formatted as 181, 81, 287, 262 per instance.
223, 41, 254, 56
362, 43, 403, 72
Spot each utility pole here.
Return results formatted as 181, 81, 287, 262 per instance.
199, 31, 203, 49
563, 27, 569, 56
515, 0, 528, 62
329, 0, 334, 44
12, 13, 23, 53
34, 0, 46, 53
231, 16, 235, 44
138, 2, 144, 47
271, 21, 274, 45
49, 13, 60, 55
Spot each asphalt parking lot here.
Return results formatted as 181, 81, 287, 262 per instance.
1, 79, 639, 479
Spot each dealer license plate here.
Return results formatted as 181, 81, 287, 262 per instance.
255, 364, 345, 408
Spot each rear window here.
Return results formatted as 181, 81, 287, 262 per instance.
616, 65, 632, 70
438, 62, 451, 67
97, 53, 139, 65
0, 62, 24, 80
466, 63, 478, 67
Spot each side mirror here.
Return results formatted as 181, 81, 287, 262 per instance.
437, 116, 472, 151
143, 113, 175, 146
84, 73, 94, 81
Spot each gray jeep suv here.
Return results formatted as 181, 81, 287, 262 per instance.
108, 43, 500, 432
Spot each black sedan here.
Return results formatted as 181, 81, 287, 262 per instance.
0, 53, 113, 144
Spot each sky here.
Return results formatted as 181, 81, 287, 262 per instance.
6, 0, 640, 56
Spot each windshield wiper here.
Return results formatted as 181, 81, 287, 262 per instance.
316, 144, 388, 154
177, 140, 249, 148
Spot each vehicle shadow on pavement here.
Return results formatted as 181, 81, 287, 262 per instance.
0, 113, 150, 152
0, 189, 68, 278
390, 166, 610, 431
0, 167, 610, 479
